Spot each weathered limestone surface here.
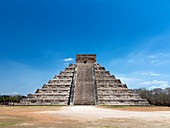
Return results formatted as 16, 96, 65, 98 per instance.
21, 64, 76, 105
73, 63, 95, 105
76, 54, 96, 63
94, 64, 149, 105
21, 54, 149, 105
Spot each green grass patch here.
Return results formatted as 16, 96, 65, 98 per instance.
0, 114, 31, 127
0, 105, 65, 110
0, 118, 21, 127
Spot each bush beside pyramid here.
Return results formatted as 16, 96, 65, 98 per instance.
21, 54, 149, 105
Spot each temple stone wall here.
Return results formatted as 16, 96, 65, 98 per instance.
21, 54, 149, 106
76, 54, 96, 63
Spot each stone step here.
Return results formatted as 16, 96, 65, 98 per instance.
73, 63, 95, 105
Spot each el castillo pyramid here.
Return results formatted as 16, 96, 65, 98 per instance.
21, 54, 149, 105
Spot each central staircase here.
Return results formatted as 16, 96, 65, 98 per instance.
73, 63, 96, 105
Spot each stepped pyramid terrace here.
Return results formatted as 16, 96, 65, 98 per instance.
21, 54, 149, 105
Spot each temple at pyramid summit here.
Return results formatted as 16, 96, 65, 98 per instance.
21, 54, 149, 105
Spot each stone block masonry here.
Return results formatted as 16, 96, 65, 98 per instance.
21, 54, 149, 105
73, 63, 95, 105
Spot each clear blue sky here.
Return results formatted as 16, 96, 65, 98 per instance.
0, 0, 170, 95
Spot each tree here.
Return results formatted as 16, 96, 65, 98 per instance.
134, 88, 170, 106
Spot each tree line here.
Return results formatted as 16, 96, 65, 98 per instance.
134, 88, 170, 106
0, 95, 26, 105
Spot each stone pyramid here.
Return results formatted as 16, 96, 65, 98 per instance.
21, 54, 149, 105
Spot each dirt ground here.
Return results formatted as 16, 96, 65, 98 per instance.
0, 106, 170, 128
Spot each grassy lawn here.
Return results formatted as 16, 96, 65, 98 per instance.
0, 114, 30, 127
0, 106, 63, 128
